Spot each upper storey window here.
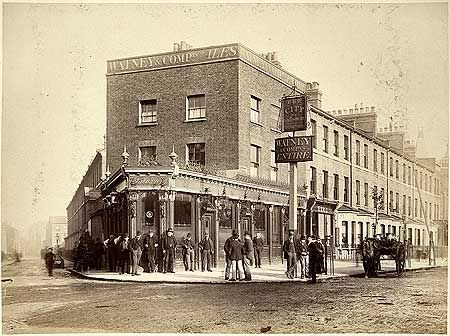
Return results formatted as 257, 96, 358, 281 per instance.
139, 99, 157, 124
250, 96, 261, 124
186, 94, 206, 120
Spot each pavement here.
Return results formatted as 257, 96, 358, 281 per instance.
68, 257, 448, 284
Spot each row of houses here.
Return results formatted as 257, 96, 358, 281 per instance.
65, 41, 448, 263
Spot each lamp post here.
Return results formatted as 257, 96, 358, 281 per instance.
371, 187, 384, 237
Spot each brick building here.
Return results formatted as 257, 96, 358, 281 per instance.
46, 216, 67, 248
66, 149, 106, 250
100, 42, 446, 266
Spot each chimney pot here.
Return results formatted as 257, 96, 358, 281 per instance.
173, 43, 179, 51
272, 52, 278, 61
371, 106, 375, 113
180, 41, 187, 50
350, 109, 353, 114
343, 109, 347, 114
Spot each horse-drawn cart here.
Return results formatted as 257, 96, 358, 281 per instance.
361, 237, 406, 277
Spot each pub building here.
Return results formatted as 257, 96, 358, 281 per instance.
82, 41, 445, 269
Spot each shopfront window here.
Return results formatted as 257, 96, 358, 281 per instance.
174, 194, 192, 227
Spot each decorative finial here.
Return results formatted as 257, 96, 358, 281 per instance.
169, 145, 178, 165
121, 146, 129, 166
105, 165, 111, 179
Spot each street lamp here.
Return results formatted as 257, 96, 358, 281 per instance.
371, 187, 384, 237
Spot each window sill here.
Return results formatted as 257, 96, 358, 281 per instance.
136, 122, 158, 127
184, 118, 207, 123
250, 121, 263, 127
270, 128, 282, 133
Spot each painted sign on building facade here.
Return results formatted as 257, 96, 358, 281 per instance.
281, 95, 308, 132
275, 136, 313, 163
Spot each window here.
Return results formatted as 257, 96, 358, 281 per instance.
333, 131, 339, 156
408, 196, 412, 216
389, 191, 394, 211
402, 195, 406, 215
323, 126, 329, 153
333, 174, 339, 200
380, 187, 385, 211
344, 176, 349, 203
139, 99, 157, 123
344, 135, 349, 160
138, 146, 156, 164
420, 171, 423, 189
363, 144, 368, 168
356, 180, 360, 205
408, 166, 412, 185
250, 145, 260, 177
402, 163, 406, 183
250, 96, 261, 124
389, 157, 394, 177
270, 150, 278, 181
381, 152, 385, 174
395, 160, 399, 179
174, 194, 192, 227
364, 183, 368, 206
187, 143, 205, 165
323, 170, 329, 198
373, 149, 378, 172
311, 119, 317, 148
186, 94, 206, 120
425, 174, 428, 191
355, 140, 360, 165
271, 105, 281, 130
415, 198, 418, 217
310, 167, 317, 195
395, 192, 399, 213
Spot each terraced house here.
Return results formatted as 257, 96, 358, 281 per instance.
69, 41, 447, 266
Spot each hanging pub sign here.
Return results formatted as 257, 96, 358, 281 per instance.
275, 135, 313, 163
281, 95, 308, 132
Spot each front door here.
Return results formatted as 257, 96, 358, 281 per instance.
242, 217, 250, 235
201, 213, 213, 238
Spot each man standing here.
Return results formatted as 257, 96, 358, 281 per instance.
182, 233, 195, 272
308, 235, 319, 283
228, 231, 244, 281
94, 238, 105, 270
242, 232, 254, 281
162, 228, 177, 273
199, 232, 214, 272
253, 232, 264, 268
129, 231, 144, 276
117, 233, 130, 275
223, 230, 236, 280
44, 247, 56, 276
295, 235, 308, 279
143, 231, 158, 272
104, 234, 117, 272
283, 230, 296, 279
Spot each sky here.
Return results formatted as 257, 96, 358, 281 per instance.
2, 3, 448, 238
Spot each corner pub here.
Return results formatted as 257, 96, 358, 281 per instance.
91, 41, 445, 270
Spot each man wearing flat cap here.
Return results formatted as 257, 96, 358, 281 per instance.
162, 228, 177, 273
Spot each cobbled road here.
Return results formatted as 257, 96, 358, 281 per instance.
2, 258, 447, 334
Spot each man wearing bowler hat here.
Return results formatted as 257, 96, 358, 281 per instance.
283, 229, 297, 279
162, 228, 177, 273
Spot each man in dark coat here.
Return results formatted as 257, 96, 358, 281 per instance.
308, 235, 319, 283
228, 231, 244, 281
117, 233, 130, 274
253, 232, 264, 268
182, 233, 195, 272
223, 230, 236, 280
44, 247, 56, 276
283, 230, 296, 279
242, 232, 253, 281
104, 234, 117, 272
162, 228, 177, 273
199, 232, 214, 272
94, 238, 105, 270
143, 231, 158, 272
129, 231, 144, 276
295, 235, 308, 278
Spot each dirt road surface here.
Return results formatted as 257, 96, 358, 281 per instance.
2, 258, 447, 334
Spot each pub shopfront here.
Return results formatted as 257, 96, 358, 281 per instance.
100, 160, 314, 270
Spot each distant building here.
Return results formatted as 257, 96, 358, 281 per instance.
1, 224, 19, 254
66, 149, 106, 250
46, 216, 67, 248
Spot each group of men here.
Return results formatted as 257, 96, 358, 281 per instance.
283, 230, 325, 283
102, 228, 177, 275
223, 231, 265, 281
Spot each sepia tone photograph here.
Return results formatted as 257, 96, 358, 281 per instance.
1, 1, 448, 335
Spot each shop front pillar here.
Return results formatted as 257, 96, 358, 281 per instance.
236, 202, 241, 238
196, 197, 202, 271
214, 200, 219, 268
268, 205, 274, 265
129, 192, 139, 237
167, 191, 176, 229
